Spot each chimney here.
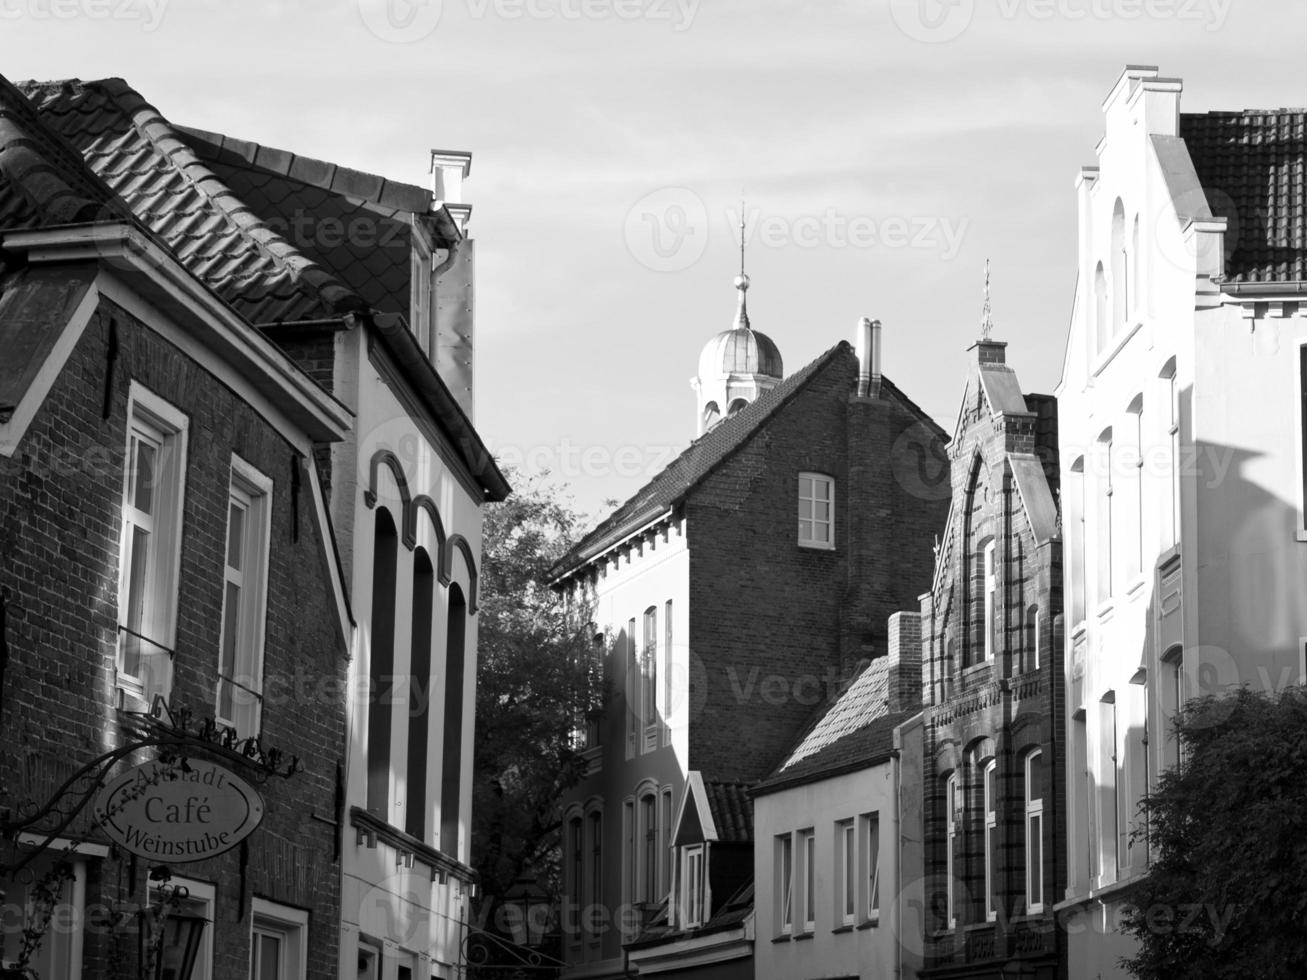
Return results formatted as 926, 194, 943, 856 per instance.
970, 338, 1007, 366
856, 317, 882, 398
430, 149, 473, 233
885, 611, 923, 714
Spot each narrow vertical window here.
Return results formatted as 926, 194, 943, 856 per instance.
623, 800, 635, 906
367, 509, 399, 816
117, 388, 188, 709
405, 549, 435, 840
586, 632, 604, 748
1099, 693, 1120, 881
439, 583, 468, 856
864, 812, 880, 922
1163, 359, 1179, 547
685, 845, 705, 928
1301, 346, 1307, 530
1025, 605, 1040, 673
569, 816, 584, 910
1129, 398, 1144, 579
798, 473, 835, 548
642, 607, 657, 747
1097, 431, 1114, 601
945, 773, 959, 929
663, 599, 674, 731
1161, 646, 1184, 770
660, 789, 673, 898
836, 819, 856, 926
798, 828, 816, 932
1112, 199, 1127, 332
216, 459, 272, 739
984, 760, 998, 921
1025, 750, 1044, 912
1094, 263, 1108, 355
777, 834, 794, 936
1070, 456, 1087, 623
641, 792, 657, 904
589, 810, 603, 919
625, 618, 637, 757
983, 540, 997, 660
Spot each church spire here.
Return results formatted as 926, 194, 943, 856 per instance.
980, 258, 994, 340
733, 204, 751, 331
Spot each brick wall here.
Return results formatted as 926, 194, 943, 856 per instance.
686, 350, 947, 783
0, 296, 348, 979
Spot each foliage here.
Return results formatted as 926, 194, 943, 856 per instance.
1122, 686, 1307, 979
472, 469, 601, 927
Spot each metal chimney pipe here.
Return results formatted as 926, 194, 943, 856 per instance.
856, 317, 882, 397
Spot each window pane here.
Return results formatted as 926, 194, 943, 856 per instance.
133, 439, 157, 515
814, 499, 830, 522
799, 475, 813, 498
815, 478, 831, 502
1028, 753, 1043, 804
227, 502, 245, 571
868, 817, 880, 914
843, 824, 855, 917
1029, 814, 1042, 905
255, 933, 281, 980
804, 833, 814, 924
799, 498, 813, 521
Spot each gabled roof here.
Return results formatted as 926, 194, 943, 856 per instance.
20, 78, 361, 324
702, 780, 753, 844
551, 341, 944, 578
1180, 109, 1307, 284
175, 126, 456, 318
753, 657, 906, 796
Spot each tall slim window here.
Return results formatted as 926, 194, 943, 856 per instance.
1100, 693, 1120, 882
1127, 398, 1144, 580
1112, 199, 1127, 332
250, 899, 308, 980
776, 834, 794, 936
625, 618, 637, 757
117, 388, 187, 708
216, 459, 271, 738
1070, 456, 1087, 622
798, 473, 835, 549
640, 792, 657, 904
642, 607, 657, 739
1163, 359, 1179, 546
684, 845, 705, 928
797, 828, 816, 932
589, 811, 603, 920
836, 819, 856, 926
663, 599, 674, 730
1025, 605, 1040, 673
406, 549, 435, 840
1161, 647, 1184, 770
623, 800, 635, 905
586, 632, 604, 748
983, 760, 998, 921
983, 540, 997, 660
1025, 750, 1044, 912
367, 509, 399, 816
1097, 432, 1114, 601
945, 773, 959, 928
863, 812, 880, 922
440, 583, 468, 856
569, 816, 584, 910
660, 789, 673, 897
1094, 263, 1108, 355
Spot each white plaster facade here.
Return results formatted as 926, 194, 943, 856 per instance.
1057, 65, 1307, 980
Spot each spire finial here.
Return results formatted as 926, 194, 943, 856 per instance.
733, 203, 751, 330
980, 258, 994, 340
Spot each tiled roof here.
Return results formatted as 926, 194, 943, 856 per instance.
19, 78, 363, 324
626, 881, 754, 949
1181, 109, 1307, 283
0, 73, 115, 230
176, 126, 435, 318
702, 781, 753, 843
551, 344, 942, 577
753, 657, 908, 795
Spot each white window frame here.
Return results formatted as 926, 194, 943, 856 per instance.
356, 938, 381, 980
639, 791, 658, 905
797, 827, 816, 934
798, 473, 835, 550
682, 844, 705, 929
983, 759, 998, 922
216, 455, 272, 738
250, 898, 308, 980
147, 876, 215, 980
625, 619, 637, 759
642, 607, 658, 751
860, 812, 880, 925
1025, 750, 1044, 913
983, 540, 997, 661
945, 773, 959, 929
835, 818, 856, 927
775, 833, 793, 937
116, 384, 188, 710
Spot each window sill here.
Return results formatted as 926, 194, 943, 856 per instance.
856, 916, 880, 931
771, 934, 793, 944
1091, 319, 1144, 378
1125, 575, 1149, 599
832, 924, 855, 935
1297, 530, 1307, 543
793, 929, 815, 941
798, 541, 836, 552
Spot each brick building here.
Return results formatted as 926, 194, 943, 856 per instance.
1056, 66, 1307, 980
550, 280, 949, 980
904, 331, 1063, 980
0, 72, 353, 979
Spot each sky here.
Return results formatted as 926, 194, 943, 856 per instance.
2, 0, 1301, 526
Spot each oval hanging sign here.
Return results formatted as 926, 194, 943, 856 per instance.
94, 758, 265, 863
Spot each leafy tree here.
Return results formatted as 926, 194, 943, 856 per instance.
1122, 686, 1307, 979
471, 469, 602, 935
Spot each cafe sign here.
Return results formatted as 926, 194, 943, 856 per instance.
94, 759, 264, 863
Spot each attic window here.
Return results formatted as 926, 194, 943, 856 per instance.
798, 473, 835, 550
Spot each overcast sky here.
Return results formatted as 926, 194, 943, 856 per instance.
3, 0, 1299, 524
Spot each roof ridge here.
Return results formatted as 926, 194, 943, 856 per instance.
23, 77, 363, 318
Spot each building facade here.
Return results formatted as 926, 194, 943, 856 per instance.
911, 334, 1063, 979
1056, 65, 1307, 979
551, 287, 949, 979
0, 72, 353, 979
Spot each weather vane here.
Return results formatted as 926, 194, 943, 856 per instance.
981, 258, 994, 340
739, 200, 747, 278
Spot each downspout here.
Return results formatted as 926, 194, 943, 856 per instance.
892, 740, 903, 980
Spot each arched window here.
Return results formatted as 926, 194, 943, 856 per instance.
1096, 428, 1114, 602
1160, 357, 1179, 547
1025, 750, 1044, 912
1069, 456, 1087, 622
983, 759, 998, 921
1025, 604, 1040, 673
642, 606, 658, 737
944, 771, 960, 929
1132, 214, 1143, 318
984, 539, 997, 661
568, 814, 584, 910
1112, 199, 1127, 332
1161, 645, 1184, 770
1125, 395, 1144, 582
367, 509, 399, 816
440, 583, 468, 856
727, 398, 748, 417
406, 547, 435, 840
703, 401, 720, 430
640, 791, 658, 904
589, 809, 604, 911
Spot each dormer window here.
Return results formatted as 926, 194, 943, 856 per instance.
798, 473, 835, 550
682, 844, 705, 928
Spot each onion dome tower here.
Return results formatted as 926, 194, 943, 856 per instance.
690, 216, 784, 435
